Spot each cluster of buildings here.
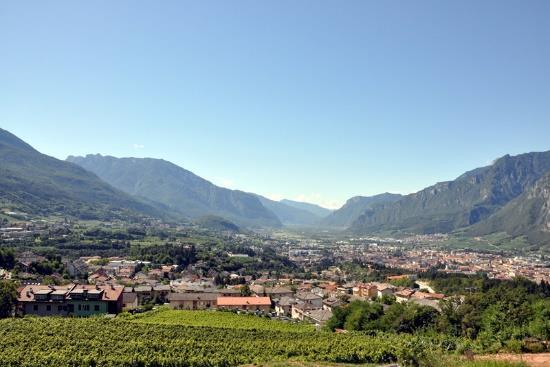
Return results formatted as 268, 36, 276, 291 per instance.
322, 242, 550, 284
4, 220, 547, 325
0, 215, 72, 242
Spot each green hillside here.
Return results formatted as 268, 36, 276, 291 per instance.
195, 215, 241, 233
67, 154, 281, 228
0, 128, 165, 221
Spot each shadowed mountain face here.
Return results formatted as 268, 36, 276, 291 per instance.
350, 151, 550, 235
0, 128, 164, 221
67, 154, 281, 228
321, 193, 403, 228
467, 173, 550, 245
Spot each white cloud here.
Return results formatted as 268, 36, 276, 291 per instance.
133, 144, 145, 150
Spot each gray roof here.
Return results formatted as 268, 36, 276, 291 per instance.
323, 297, 343, 307
296, 292, 322, 300
153, 285, 171, 291
306, 309, 333, 323
134, 286, 153, 292
216, 288, 241, 294
267, 287, 293, 294
277, 296, 296, 306
169, 293, 218, 301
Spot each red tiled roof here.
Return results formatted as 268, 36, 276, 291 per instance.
217, 296, 271, 306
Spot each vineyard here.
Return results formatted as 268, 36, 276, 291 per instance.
125, 308, 315, 332
0, 312, 529, 367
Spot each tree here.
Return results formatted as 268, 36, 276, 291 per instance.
0, 281, 17, 318
240, 285, 252, 297
325, 301, 383, 332
380, 302, 438, 334
381, 294, 396, 305
0, 249, 16, 270
396, 303, 438, 333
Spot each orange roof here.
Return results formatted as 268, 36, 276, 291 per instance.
395, 289, 415, 298
217, 296, 271, 306
412, 291, 445, 300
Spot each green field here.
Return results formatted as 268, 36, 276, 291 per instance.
0, 311, 528, 367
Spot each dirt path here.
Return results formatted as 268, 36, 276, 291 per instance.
476, 353, 550, 367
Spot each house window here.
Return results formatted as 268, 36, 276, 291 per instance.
94, 305, 100, 311
46, 305, 51, 311
84, 305, 90, 311
78, 305, 81, 311
33, 305, 38, 311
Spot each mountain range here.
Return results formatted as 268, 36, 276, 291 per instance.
66, 154, 332, 228
467, 172, 550, 246
0, 127, 548, 247
66, 154, 283, 228
348, 151, 550, 245
0, 128, 165, 221
321, 193, 403, 228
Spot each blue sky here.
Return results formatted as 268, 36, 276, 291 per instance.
1, 1, 549, 209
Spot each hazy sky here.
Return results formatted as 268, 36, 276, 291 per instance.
1, 1, 549, 209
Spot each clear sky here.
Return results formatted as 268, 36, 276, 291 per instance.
1, 1, 549, 209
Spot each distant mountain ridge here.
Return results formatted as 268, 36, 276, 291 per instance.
67, 154, 282, 228
321, 193, 403, 228
0, 128, 164, 221
350, 151, 550, 240
280, 199, 332, 218
256, 196, 322, 226
2, 127, 547, 246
